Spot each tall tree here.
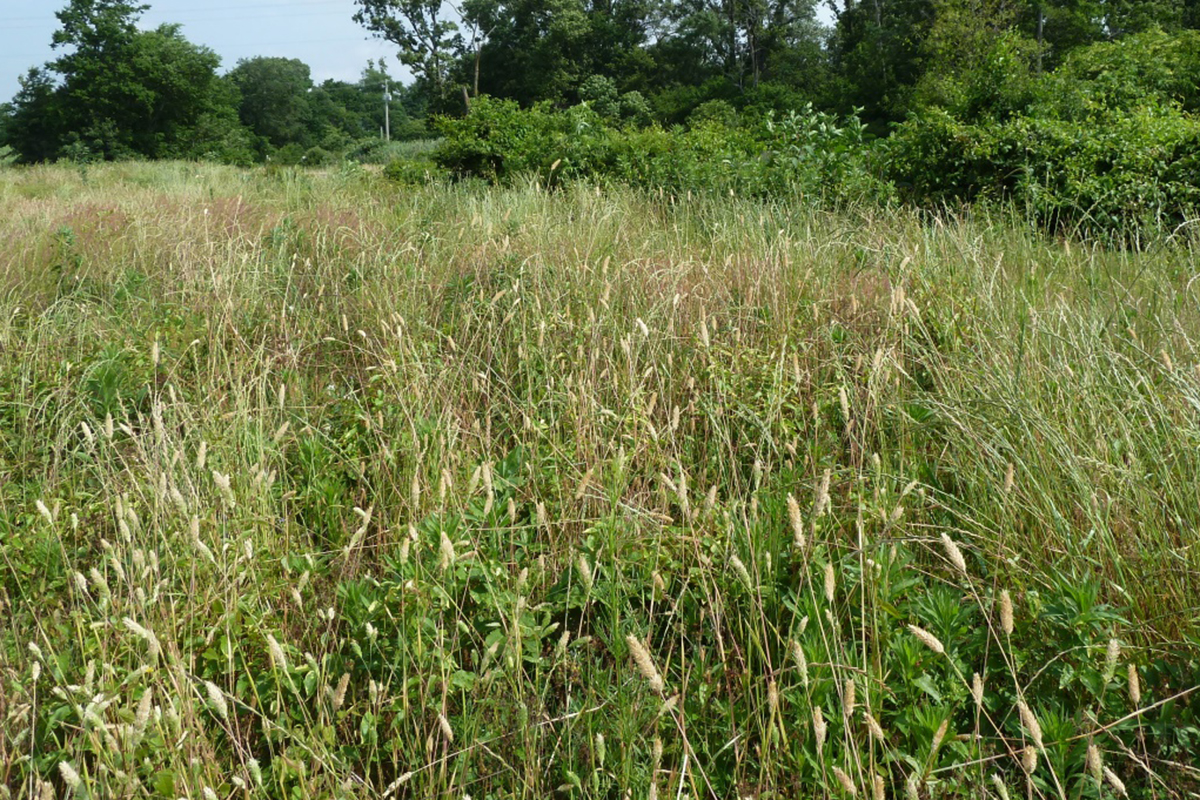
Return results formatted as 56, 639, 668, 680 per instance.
228, 57, 315, 149
8, 0, 239, 161
4, 69, 63, 162
828, 0, 935, 128
353, 0, 462, 99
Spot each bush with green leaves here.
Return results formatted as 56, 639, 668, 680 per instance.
887, 103, 1200, 236
434, 96, 891, 204
887, 28, 1200, 238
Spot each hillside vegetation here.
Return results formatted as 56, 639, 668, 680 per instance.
2, 163, 1200, 799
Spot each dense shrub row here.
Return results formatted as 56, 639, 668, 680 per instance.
430, 97, 890, 205
409, 29, 1200, 238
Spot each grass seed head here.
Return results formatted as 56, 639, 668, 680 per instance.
1103, 767, 1127, 797
1086, 743, 1103, 785
832, 766, 857, 797
940, 533, 968, 575
824, 561, 836, 603
1022, 745, 1038, 774
59, 762, 81, 791
730, 554, 753, 590
990, 774, 1011, 800
625, 634, 664, 694
1000, 590, 1014, 636
865, 711, 885, 742
813, 705, 827, 753
577, 553, 594, 594
267, 634, 287, 671
792, 640, 809, 686
1104, 638, 1120, 683
134, 687, 153, 733
931, 718, 950, 754
1128, 663, 1141, 705
1017, 700, 1043, 748
439, 530, 456, 570
205, 680, 228, 721
815, 469, 832, 517
787, 493, 805, 549
908, 624, 945, 655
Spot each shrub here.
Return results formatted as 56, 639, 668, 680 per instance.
434, 96, 893, 204
272, 142, 306, 166
888, 102, 1200, 236
302, 146, 335, 167
382, 156, 442, 185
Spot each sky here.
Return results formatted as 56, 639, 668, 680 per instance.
0, 0, 409, 103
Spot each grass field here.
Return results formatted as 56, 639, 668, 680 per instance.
2, 162, 1199, 800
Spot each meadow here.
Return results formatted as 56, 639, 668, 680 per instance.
2, 161, 1199, 800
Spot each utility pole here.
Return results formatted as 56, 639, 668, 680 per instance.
383, 81, 391, 141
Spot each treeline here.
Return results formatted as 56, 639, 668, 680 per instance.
0, 1, 427, 165
353, 0, 1200, 129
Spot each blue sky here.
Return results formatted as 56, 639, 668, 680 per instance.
1, 0, 408, 103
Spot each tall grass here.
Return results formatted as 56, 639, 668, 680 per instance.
2, 162, 1198, 799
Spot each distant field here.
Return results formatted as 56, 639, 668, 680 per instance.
2, 162, 1199, 799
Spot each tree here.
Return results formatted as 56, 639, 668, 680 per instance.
4, 68, 63, 162
50, 0, 151, 158
228, 57, 315, 150
828, 0, 935, 128
353, 0, 462, 99
5, 0, 241, 161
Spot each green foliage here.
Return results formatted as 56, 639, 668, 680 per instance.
3, 2, 246, 163
1036, 28, 1200, 118
888, 29, 1200, 237
229, 57, 315, 151
382, 155, 442, 184
434, 95, 892, 203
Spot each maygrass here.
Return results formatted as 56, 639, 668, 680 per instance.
3, 163, 1197, 800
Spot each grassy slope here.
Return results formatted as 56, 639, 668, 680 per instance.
2, 162, 1199, 799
